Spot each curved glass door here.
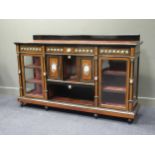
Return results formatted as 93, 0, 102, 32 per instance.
99, 58, 129, 110
22, 55, 44, 98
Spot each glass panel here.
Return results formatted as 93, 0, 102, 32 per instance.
26, 83, 42, 96
25, 68, 42, 81
23, 56, 43, 97
24, 56, 41, 67
101, 59, 127, 106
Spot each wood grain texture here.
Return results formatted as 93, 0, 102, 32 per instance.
81, 59, 92, 81
15, 40, 139, 46
48, 57, 59, 79
18, 97, 138, 119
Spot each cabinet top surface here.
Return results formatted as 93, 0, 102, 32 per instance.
15, 35, 141, 46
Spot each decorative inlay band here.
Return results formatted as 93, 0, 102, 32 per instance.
100, 49, 129, 55
20, 47, 42, 51
46, 47, 94, 54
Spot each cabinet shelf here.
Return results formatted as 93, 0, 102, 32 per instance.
104, 70, 126, 76
103, 86, 126, 93
26, 79, 42, 84
65, 75, 78, 81
26, 90, 43, 97
51, 96, 94, 106
47, 79, 94, 86
24, 64, 41, 69
101, 102, 125, 106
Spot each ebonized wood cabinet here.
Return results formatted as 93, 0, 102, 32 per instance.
15, 35, 141, 122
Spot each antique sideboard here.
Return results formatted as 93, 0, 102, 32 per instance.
15, 35, 141, 122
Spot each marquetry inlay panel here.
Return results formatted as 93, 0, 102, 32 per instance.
46, 47, 94, 55
20, 46, 42, 52
100, 48, 130, 55
46, 47, 64, 52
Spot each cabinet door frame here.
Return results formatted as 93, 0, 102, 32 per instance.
46, 55, 62, 80
79, 57, 94, 83
99, 56, 130, 111
21, 53, 45, 99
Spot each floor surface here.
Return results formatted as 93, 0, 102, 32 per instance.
0, 94, 155, 135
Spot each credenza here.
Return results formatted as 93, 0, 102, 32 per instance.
15, 35, 141, 122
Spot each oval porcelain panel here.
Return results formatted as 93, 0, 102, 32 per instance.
83, 65, 90, 75
51, 63, 57, 73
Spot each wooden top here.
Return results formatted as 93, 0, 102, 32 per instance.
15, 35, 141, 46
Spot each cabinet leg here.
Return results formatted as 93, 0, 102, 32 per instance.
94, 114, 98, 119
45, 106, 48, 111
20, 102, 24, 107
128, 118, 133, 124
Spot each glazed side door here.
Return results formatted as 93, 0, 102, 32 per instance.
21, 54, 45, 99
99, 57, 130, 110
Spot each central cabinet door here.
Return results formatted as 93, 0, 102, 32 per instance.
47, 56, 62, 80
80, 57, 94, 82
99, 57, 129, 110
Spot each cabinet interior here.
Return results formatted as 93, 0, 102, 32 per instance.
23, 56, 43, 98
48, 83, 94, 105
101, 60, 127, 106
63, 56, 78, 81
